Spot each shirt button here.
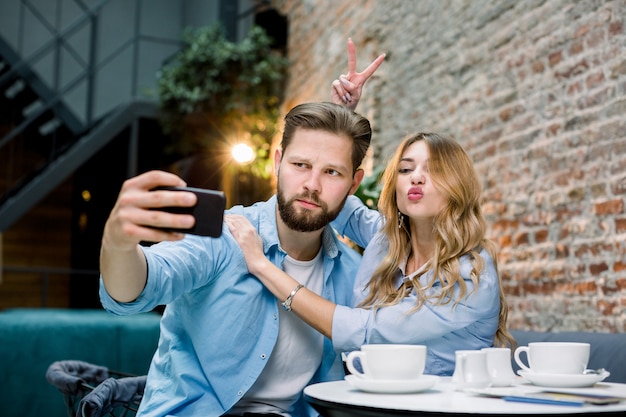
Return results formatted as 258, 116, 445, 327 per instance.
273, 313, 277, 319
237, 390, 243, 396
260, 353, 267, 359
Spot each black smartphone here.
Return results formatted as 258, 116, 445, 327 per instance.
151, 186, 226, 237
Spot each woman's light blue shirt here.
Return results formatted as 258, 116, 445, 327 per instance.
331, 196, 501, 376
99, 196, 361, 417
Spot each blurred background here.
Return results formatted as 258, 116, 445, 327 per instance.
0, 0, 286, 309
0, 0, 624, 331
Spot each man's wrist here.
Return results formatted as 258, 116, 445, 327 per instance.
281, 283, 304, 312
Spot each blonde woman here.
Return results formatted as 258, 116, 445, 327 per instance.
225, 131, 515, 376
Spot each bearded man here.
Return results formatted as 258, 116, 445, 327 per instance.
99, 102, 372, 417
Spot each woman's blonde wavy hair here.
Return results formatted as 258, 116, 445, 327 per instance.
358, 132, 515, 349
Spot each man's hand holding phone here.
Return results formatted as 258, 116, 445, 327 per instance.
103, 171, 225, 253
150, 186, 225, 237
102, 170, 227, 302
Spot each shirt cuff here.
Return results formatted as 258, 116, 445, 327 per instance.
332, 304, 370, 352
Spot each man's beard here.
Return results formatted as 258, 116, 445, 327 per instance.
277, 187, 347, 232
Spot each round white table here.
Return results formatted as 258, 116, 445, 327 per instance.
304, 377, 626, 417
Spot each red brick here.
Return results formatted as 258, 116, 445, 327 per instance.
586, 71, 605, 89
609, 21, 623, 36
567, 81, 583, 94
546, 123, 561, 136
569, 40, 584, 55
594, 199, 624, 215
499, 107, 513, 122
555, 243, 569, 258
532, 60, 545, 73
498, 234, 512, 248
548, 51, 562, 67
578, 280, 597, 293
575, 24, 591, 37
514, 232, 529, 246
535, 229, 548, 243
597, 300, 616, 315
574, 242, 614, 258
590, 263, 609, 275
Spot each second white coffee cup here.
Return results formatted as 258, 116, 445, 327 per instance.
481, 347, 516, 387
452, 350, 491, 388
514, 342, 590, 374
346, 344, 427, 380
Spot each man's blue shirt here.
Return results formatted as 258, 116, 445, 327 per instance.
100, 196, 361, 417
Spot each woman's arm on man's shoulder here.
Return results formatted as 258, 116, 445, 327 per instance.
332, 195, 383, 249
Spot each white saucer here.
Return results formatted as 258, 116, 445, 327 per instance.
518, 370, 610, 388
345, 374, 439, 394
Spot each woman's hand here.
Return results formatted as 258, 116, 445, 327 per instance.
330, 38, 386, 111
224, 214, 267, 274
225, 217, 336, 338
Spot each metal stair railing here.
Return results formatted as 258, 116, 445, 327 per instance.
0, 0, 184, 231
0, 100, 158, 232
0, 0, 110, 132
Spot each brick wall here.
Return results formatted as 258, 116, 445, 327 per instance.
272, 0, 626, 332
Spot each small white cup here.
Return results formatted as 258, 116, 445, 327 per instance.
451, 350, 476, 385
452, 350, 491, 388
481, 347, 516, 387
346, 344, 426, 380
514, 342, 590, 374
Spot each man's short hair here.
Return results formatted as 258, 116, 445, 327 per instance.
281, 102, 372, 173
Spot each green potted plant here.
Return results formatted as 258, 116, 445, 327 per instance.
156, 23, 288, 201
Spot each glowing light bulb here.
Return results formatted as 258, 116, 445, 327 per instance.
232, 143, 255, 164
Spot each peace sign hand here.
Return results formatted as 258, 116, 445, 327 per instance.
331, 38, 386, 111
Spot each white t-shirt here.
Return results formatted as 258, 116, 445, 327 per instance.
229, 249, 325, 416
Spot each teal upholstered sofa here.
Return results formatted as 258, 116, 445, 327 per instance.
0, 308, 161, 417
3, 309, 622, 417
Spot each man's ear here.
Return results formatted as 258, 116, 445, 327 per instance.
273, 148, 282, 177
349, 168, 365, 195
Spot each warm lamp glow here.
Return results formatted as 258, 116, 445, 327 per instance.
232, 143, 255, 164
81, 190, 91, 202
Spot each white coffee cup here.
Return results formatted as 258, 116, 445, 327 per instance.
481, 347, 516, 387
452, 350, 491, 388
345, 344, 426, 380
514, 342, 590, 374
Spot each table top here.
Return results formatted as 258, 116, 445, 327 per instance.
304, 376, 626, 417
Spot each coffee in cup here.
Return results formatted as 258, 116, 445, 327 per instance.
514, 342, 590, 374
345, 344, 426, 380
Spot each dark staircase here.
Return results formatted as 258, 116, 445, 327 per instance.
0, 36, 158, 232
